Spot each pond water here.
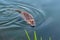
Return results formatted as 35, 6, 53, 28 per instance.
0, 0, 60, 40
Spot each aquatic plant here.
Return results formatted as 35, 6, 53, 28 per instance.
25, 30, 31, 40
34, 31, 37, 40
25, 30, 52, 40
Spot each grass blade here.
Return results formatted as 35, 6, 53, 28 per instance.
34, 31, 37, 40
40, 36, 42, 40
25, 30, 30, 40
49, 36, 52, 40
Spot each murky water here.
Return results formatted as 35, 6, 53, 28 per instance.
0, 1, 46, 40
0, 0, 60, 40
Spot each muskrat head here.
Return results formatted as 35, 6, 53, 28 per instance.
27, 19, 36, 27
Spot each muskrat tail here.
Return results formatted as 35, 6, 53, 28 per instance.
15, 9, 22, 13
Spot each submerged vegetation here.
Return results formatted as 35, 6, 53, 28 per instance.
25, 30, 31, 40
34, 31, 37, 40
25, 30, 52, 40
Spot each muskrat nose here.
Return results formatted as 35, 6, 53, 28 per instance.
31, 26, 35, 27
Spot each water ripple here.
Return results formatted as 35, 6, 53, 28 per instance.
0, 2, 46, 30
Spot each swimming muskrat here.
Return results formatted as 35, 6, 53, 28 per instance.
15, 10, 36, 27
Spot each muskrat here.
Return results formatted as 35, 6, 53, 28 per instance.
15, 10, 36, 27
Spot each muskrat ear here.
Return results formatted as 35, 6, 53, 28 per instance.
15, 10, 21, 13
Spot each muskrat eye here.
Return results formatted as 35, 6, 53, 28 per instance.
30, 20, 34, 24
